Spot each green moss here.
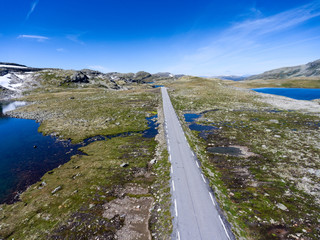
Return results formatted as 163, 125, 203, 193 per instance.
167, 76, 320, 240
0, 86, 162, 239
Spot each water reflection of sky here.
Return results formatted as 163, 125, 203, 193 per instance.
0, 102, 159, 204
252, 88, 320, 100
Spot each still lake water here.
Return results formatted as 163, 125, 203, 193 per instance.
0, 102, 81, 203
0, 102, 159, 204
252, 88, 320, 100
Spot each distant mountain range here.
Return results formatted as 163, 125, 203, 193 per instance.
245, 59, 320, 80
214, 75, 248, 81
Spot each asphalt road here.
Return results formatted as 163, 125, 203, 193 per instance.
161, 87, 234, 240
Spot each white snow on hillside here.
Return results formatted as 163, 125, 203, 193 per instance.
0, 64, 27, 69
0, 74, 23, 91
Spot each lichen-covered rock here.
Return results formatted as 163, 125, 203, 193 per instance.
70, 71, 89, 83
133, 71, 152, 83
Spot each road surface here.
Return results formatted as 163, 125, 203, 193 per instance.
161, 87, 234, 240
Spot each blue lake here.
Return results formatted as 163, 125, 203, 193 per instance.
0, 102, 159, 204
252, 88, 320, 100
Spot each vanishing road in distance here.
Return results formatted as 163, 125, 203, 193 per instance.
161, 87, 234, 240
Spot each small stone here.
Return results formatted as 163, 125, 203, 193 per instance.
51, 186, 62, 195
270, 218, 276, 224
274, 135, 281, 138
265, 129, 271, 132
38, 181, 47, 189
276, 203, 288, 211
150, 159, 157, 165
120, 163, 129, 168
89, 204, 95, 209
269, 119, 279, 124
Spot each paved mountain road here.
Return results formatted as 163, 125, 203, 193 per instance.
161, 87, 234, 240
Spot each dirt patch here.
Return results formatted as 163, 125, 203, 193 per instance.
103, 196, 153, 240
122, 183, 149, 195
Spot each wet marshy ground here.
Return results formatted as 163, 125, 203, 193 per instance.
0, 101, 159, 204
184, 113, 218, 139
207, 146, 243, 156
183, 109, 320, 239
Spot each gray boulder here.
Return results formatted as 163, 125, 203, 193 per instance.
70, 71, 89, 83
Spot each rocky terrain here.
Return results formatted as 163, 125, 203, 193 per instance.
245, 59, 320, 80
166, 76, 320, 240
0, 84, 172, 239
0, 62, 181, 100
2, 61, 320, 240
0, 62, 176, 239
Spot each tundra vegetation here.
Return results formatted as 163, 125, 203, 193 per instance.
0, 69, 172, 239
165, 76, 320, 240
1, 66, 320, 240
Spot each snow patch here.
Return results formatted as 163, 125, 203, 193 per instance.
0, 64, 27, 69
0, 74, 23, 91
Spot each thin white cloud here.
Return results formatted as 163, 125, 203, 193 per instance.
169, 1, 320, 75
88, 65, 110, 73
228, 1, 320, 37
56, 48, 65, 52
26, 0, 39, 20
18, 34, 49, 42
67, 34, 85, 45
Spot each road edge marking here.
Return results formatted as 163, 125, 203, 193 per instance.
219, 215, 231, 240
174, 199, 178, 217
201, 174, 207, 183
209, 192, 216, 206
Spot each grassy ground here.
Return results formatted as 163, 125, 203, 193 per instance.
225, 77, 320, 89
11, 88, 157, 143
0, 85, 172, 239
166, 76, 320, 240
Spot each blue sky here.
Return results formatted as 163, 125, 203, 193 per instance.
0, 0, 320, 75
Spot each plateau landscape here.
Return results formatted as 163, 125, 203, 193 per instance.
1, 0, 320, 240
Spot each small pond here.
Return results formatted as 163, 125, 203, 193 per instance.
152, 85, 164, 88
184, 113, 218, 132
